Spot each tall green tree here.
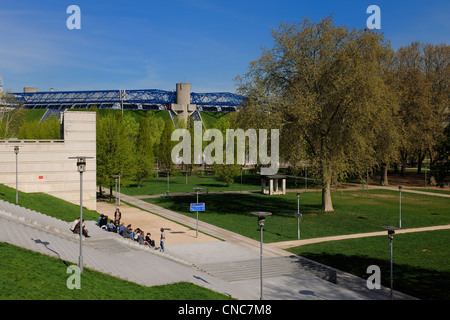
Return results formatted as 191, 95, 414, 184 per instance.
390, 42, 448, 177
135, 118, 155, 187
237, 17, 396, 211
0, 93, 25, 139
212, 114, 241, 187
148, 116, 165, 158
374, 54, 402, 186
17, 115, 60, 139
431, 125, 450, 187
422, 43, 449, 176
157, 120, 175, 173
183, 116, 199, 184
96, 112, 135, 194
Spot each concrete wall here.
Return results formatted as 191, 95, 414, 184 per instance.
0, 111, 97, 210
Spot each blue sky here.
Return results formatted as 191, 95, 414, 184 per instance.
0, 0, 448, 93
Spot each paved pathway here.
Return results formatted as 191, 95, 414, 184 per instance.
133, 190, 261, 199
115, 192, 292, 258
95, 200, 218, 245
131, 184, 450, 199
335, 183, 450, 198
385, 187, 450, 198
270, 225, 450, 249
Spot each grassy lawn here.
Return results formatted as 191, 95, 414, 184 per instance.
121, 172, 322, 197
121, 173, 263, 196
0, 184, 98, 222
143, 189, 450, 243
0, 242, 232, 300
287, 230, 450, 300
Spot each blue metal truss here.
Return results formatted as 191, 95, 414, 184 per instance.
191, 92, 244, 106
12, 89, 244, 111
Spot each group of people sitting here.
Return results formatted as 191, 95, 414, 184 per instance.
70, 217, 90, 237
95, 209, 165, 252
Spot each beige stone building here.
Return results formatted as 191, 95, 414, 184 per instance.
0, 111, 97, 210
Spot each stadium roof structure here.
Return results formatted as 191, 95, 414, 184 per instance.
11, 89, 245, 112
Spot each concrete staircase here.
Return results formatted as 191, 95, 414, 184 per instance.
0, 200, 195, 287
198, 256, 337, 283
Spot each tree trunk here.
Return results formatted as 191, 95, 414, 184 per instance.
401, 164, 406, 176
428, 146, 437, 186
429, 176, 437, 187
380, 163, 389, 185
393, 162, 399, 174
321, 183, 334, 212
417, 149, 425, 175
321, 163, 334, 212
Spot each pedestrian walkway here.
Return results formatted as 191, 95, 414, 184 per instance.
337, 183, 450, 198
96, 200, 219, 245
270, 224, 450, 249
384, 186, 450, 198
114, 192, 291, 258
132, 184, 450, 199
134, 190, 261, 199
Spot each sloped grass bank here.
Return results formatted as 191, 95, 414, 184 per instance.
0, 242, 232, 300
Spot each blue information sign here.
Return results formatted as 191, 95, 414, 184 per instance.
190, 203, 205, 212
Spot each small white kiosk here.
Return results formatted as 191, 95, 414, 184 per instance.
261, 175, 287, 195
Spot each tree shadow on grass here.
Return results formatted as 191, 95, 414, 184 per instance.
197, 183, 227, 188
294, 252, 450, 300
151, 193, 322, 218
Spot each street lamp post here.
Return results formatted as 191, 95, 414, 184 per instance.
398, 185, 402, 228
194, 188, 203, 238
297, 193, 300, 239
382, 226, 400, 300
111, 175, 120, 212
367, 168, 369, 191
251, 211, 272, 300
240, 166, 243, 194
69, 156, 93, 273
166, 169, 171, 195
118, 171, 121, 206
304, 165, 308, 193
14, 146, 19, 204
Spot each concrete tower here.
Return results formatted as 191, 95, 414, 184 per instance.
171, 83, 197, 123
